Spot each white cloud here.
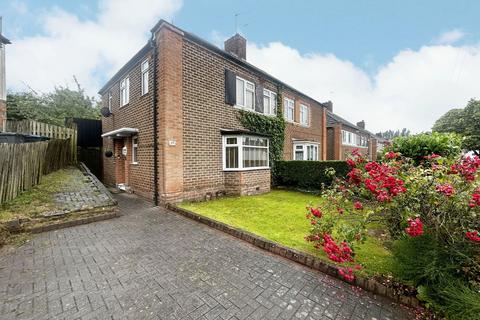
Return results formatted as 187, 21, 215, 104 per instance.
6, 0, 182, 96
247, 42, 480, 133
9, 0, 28, 15
435, 29, 466, 44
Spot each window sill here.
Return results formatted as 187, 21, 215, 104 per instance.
342, 144, 368, 148
131, 162, 139, 165
234, 105, 276, 117
119, 103, 129, 109
223, 166, 270, 172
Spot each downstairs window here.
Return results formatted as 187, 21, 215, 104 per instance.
223, 135, 269, 170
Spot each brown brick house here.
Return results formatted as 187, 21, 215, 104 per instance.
326, 111, 379, 161
100, 20, 330, 204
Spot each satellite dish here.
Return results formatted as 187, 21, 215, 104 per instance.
100, 107, 112, 117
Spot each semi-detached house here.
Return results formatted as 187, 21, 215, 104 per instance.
100, 20, 333, 204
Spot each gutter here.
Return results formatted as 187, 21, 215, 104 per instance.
150, 34, 159, 206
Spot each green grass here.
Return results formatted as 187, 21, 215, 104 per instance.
179, 189, 394, 276
0, 167, 88, 221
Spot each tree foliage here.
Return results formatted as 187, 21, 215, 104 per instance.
7, 82, 100, 126
375, 128, 411, 140
433, 99, 480, 155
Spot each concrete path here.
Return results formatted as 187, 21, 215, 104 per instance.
0, 193, 412, 320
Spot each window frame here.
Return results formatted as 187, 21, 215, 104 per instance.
108, 92, 112, 112
132, 136, 138, 164
299, 104, 309, 126
263, 89, 277, 116
141, 60, 149, 96
222, 135, 270, 171
284, 97, 295, 122
120, 76, 130, 107
341, 130, 368, 148
292, 142, 319, 161
235, 76, 255, 111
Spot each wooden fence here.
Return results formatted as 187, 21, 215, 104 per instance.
0, 139, 73, 205
5, 120, 77, 162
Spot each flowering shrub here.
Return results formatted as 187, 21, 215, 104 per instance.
306, 149, 480, 315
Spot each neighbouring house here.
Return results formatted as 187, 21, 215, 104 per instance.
99, 20, 332, 204
0, 18, 11, 133
326, 111, 379, 161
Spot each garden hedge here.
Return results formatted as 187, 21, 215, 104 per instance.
275, 160, 349, 190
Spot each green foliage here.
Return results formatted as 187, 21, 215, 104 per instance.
433, 99, 480, 155
386, 132, 462, 163
393, 235, 480, 319
375, 128, 411, 140
237, 93, 285, 180
7, 83, 100, 126
275, 160, 349, 190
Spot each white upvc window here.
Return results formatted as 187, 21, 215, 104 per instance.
120, 77, 130, 106
223, 135, 269, 171
108, 92, 112, 111
141, 60, 149, 95
236, 77, 255, 110
300, 104, 309, 126
341, 130, 368, 147
132, 136, 138, 164
263, 89, 277, 116
293, 142, 319, 161
284, 98, 295, 122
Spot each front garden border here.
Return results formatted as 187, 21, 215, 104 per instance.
167, 203, 422, 309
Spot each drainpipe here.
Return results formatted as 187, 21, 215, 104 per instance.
150, 33, 159, 206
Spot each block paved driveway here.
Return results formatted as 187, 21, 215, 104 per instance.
0, 193, 412, 320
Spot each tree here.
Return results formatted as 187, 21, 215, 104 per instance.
433, 99, 480, 155
6, 79, 101, 126
376, 128, 411, 140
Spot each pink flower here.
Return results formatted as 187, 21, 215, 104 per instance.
405, 218, 424, 237
435, 184, 455, 197
354, 201, 363, 210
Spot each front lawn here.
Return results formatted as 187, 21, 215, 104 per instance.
179, 189, 394, 276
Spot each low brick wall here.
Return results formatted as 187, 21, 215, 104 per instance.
167, 204, 421, 309
224, 169, 271, 196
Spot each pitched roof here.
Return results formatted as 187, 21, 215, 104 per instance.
99, 20, 329, 110
0, 34, 11, 44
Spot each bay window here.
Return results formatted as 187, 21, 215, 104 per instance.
236, 77, 255, 110
293, 142, 319, 161
284, 98, 295, 122
223, 135, 269, 170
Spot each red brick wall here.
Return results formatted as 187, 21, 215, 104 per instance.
282, 91, 325, 160
101, 50, 155, 200
225, 170, 271, 196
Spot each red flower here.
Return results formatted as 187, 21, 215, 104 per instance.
346, 158, 356, 168
347, 168, 362, 185
385, 151, 399, 160
337, 207, 344, 215
310, 207, 322, 218
405, 218, 424, 237
322, 234, 354, 263
469, 188, 480, 208
354, 201, 363, 210
435, 184, 455, 197
449, 156, 480, 182
424, 153, 441, 160
338, 267, 355, 282
466, 230, 480, 242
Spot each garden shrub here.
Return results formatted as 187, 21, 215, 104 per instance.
305, 150, 480, 318
275, 160, 349, 189
385, 132, 462, 164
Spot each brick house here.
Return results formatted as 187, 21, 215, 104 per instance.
100, 20, 331, 204
326, 111, 379, 161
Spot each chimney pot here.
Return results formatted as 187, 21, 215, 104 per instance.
224, 33, 247, 60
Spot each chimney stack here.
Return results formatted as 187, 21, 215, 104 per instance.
224, 33, 247, 60
323, 101, 333, 112
356, 120, 365, 129
0, 16, 11, 132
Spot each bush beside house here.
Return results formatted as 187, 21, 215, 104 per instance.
275, 160, 349, 190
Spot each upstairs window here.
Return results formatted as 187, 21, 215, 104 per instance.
108, 92, 112, 111
141, 60, 149, 95
223, 135, 269, 170
300, 104, 309, 126
263, 89, 277, 116
120, 77, 130, 106
284, 98, 295, 122
236, 77, 255, 110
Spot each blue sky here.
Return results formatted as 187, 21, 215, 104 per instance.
1, 0, 479, 132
